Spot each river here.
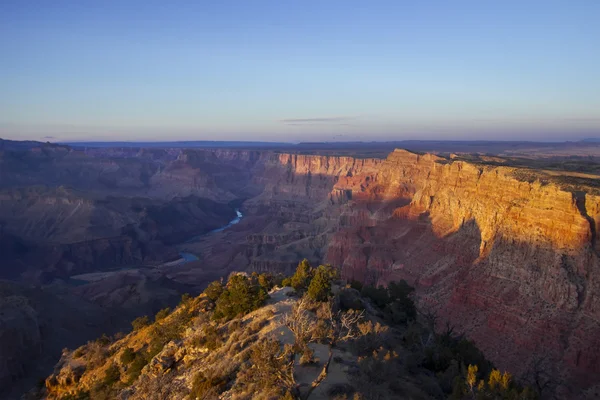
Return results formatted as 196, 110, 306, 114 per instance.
184, 208, 243, 244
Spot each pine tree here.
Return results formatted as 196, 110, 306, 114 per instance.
307, 265, 333, 301
290, 259, 313, 291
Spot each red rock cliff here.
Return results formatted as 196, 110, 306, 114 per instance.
244, 148, 599, 391
322, 149, 600, 391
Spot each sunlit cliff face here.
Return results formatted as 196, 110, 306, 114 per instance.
242, 148, 599, 386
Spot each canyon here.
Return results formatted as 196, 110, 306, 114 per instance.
1, 139, 600, 397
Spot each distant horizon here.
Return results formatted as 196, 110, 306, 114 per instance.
3, 136, 599, 146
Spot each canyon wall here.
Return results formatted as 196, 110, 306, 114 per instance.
3, 143, 600, 394
237, 149, 600, 392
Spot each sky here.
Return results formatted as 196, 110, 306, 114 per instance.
1, 0, 599, 143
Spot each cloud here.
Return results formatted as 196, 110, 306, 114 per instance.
280, 116, 357, 125
42, 136, 56, 139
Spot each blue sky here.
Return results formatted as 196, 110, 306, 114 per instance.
1, 0, 599, 142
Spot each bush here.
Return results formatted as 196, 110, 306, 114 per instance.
126, 353, 147, 384
338, 288, 365, 311
120, 347, 135, 364
299, 344, 316, 365
96, 334, 111, 346
73, 347, 85, 358
154, 307, 171, 322
204, 281, 224, 302
290, 259, 313, 291
257, 273, 275, 291
349, 279, 363, 292
361, 285, 390, 308
388, 280, 414, 301
282, 278, 292, 287
191, 371, 227, 399
180, 293, 192, 306
103, 364, 121, 386
272, 273, 286, 287
236, 338, 295, 396
202, 324, 222, 350
131, 315, 150, 331
307, 265, 334, 302
213, 274, 268, 321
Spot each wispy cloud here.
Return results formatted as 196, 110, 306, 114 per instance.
280, 116, 357, 125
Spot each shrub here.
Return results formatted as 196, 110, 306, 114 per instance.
272, 273, 286, 287
213, 274, 268, 321
204, 281, 224, 302
257, 273, 275, 291
361, 285, 389, 308
338, 288, 364, 311
154, 307, 171, 322
383, 298, 416, 324
388, 280, 414, 301
72, 347, 85, 359
103, 364, 121, 387
61, 390, 90, 400
282, 278, 292, 287
191, 371, 227, 399
131, 315, 150, 331
235, 338, 295, 396
126, 353, 147, 384
96, 334, 111, 346
201, 324, 222, 350
180, 293, 193, 306
307, 265, 333, 302
120, 347, 135, 364
299, 344, 316, 365
349, 279, 363, 292
290, 259, 314, 291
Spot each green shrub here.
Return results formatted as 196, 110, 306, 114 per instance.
257, 273, 275, 291
272, 273, 286, 287
204, 281, 224, 302
120, 347, 135, 364
126, 353, 147, 384
213, 274, 268, 321
202, 324, 222, 350
96, 334, 111, 346
290, 259, 314, 291
282, 278, 292, 287
102, 364, 121, 386
154, 307, 171, 322
191, 371, 227, 399
180, 293, 193, 306
72, 347, 85, 358
307, 265, 334, 302
131, 315, 150, 331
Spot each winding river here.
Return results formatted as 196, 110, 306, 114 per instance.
184, 208, 243, 244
